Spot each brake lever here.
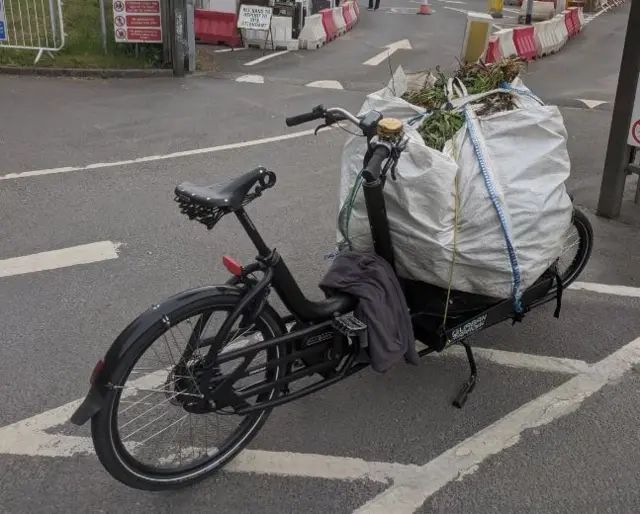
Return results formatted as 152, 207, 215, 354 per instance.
314, 114, 342, 135
314, 123, 329, 135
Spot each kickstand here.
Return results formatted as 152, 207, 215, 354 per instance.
452, 342, 477, 409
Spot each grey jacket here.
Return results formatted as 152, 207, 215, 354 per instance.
319, 251, 419, 373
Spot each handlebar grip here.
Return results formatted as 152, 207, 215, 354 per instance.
285, 109, 324, 127
362, 145, 391, 181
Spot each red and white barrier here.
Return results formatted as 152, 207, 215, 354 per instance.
332, 6, 347, 36
494, 28, 518, 59
194, 10, 242, 47
320, 8, 338, 41
238, 0, 361, 52
551, 14, 568, 50
298, 13, 327, 49
513, 26, 537, 61
484, 35, 502, 64
347, 1, 358, 26
568, 6, 583, 32
351, 0, 360, 17
534, 19, 559, 56
576, 6, 585, 27
342, 2, 355, 30
562, 9, 577, 37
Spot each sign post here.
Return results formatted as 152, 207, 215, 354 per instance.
596, 0, 640, 219
113, 0, 163, 43
524, 0, 534, 24
628, 80, 640, 148
170, 0, 186, 76
0, 0, 7, 41
237, 4, 274, 52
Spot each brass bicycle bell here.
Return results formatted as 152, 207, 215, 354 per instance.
376, 118, 404, 142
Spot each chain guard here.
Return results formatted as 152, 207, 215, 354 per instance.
291, 322, 351, 379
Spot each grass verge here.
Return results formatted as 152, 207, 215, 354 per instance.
0, 0, 165, 69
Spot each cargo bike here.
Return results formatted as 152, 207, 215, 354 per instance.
70, 104, 593, 490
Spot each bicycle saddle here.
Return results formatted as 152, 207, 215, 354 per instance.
175, 167, 275, 211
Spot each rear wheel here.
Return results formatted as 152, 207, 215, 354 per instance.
90, 292, 287, 491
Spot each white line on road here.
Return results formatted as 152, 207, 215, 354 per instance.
0, 424, 413, 483
442, 5, 468, 14
569, 281, 640, 298
243, 50, 290, 67
0, 129, 321, 181
0, 241, 121, 278
436, 346, 590, 375
235, 74, 265, 83
214, 47, 247, 53
502, 7, 520, 13
353, 336, 640, 513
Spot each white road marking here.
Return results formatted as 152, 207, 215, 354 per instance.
576, 99, 608, 109
227, 449, 416, 482
214, 47, 247, 53
442, 5, 468, 14
353, 336, 640, 513
492, 23, 503, 30
435, 346, 590, 375
306, 80, 344, 90
0, 280, 637, 490
0, 241, 121, 278
0, 129, 323, 181
502, 7, 520, 13
235, 74, 265, 84
243, 50, 290, 67
569, 281, 640, 298
363, 39, 412, 67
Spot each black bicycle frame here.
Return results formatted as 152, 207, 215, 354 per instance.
233, 208, 355, 322
195, 130, 562, 413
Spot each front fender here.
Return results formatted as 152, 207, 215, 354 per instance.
69, 285, 243, 426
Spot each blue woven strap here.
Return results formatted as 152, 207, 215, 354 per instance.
463, 105, 523, 312
500, 81, 545, 105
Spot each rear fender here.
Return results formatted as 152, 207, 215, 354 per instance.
69, 285, 246, 426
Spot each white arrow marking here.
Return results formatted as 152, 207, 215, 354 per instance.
306, 80, 344, 90
576, 99, 608, 109
362, 39, 412, 67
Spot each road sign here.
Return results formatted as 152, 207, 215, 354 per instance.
237, 5, 273, 31
113, 0, 162, 43
628, 77, 640, 147
0, 0, 7, 41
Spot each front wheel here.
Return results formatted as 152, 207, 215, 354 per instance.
90, 291, 287, 490
549, 207, 593, 293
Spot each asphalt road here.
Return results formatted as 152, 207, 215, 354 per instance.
1, 2, 640, 513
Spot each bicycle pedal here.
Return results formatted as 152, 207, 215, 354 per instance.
333, 314, 367, 336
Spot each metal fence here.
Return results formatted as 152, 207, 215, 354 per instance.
0, 0, 65, 63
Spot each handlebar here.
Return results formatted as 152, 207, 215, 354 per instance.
285, 104, 396, 182
285, 105, 361, 129
285, 106, 325, 127
362, 145, 391, 181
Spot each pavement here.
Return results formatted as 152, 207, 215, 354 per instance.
1, 1, 640, 513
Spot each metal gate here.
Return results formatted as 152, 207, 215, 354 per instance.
0, 0, 65, 63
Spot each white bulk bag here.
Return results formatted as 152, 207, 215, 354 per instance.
336, 67, 573, 301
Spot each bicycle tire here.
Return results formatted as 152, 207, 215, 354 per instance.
90, 291, 287, 491
551, 207, 594, 292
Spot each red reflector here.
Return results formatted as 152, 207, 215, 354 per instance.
222, 256, 243, 277
90, 360, 105, 385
